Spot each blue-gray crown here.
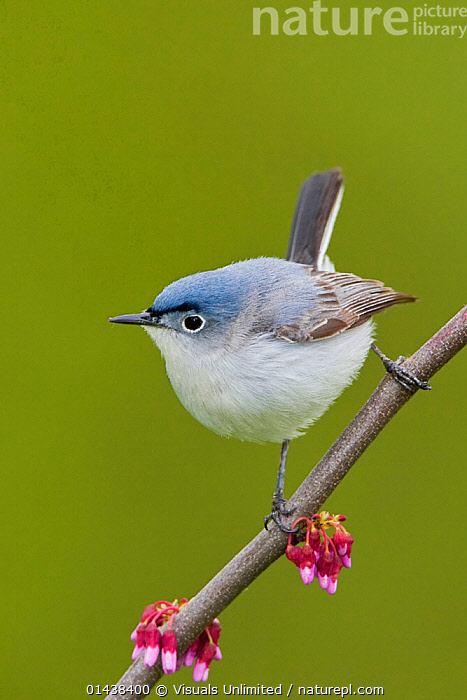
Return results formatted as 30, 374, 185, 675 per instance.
149, 258, 317, 325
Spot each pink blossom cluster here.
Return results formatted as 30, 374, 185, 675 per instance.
286, 511, 354, 594
130, 599, 222, 682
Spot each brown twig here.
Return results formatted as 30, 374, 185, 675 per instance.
105, 305, 467, 698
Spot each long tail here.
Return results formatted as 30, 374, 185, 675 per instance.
286, 168, 344, 268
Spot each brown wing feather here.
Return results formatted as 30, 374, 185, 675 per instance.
274, 270, 416, 342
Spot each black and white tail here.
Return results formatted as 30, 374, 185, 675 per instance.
286, 168, 344, 269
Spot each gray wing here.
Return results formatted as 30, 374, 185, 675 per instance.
286, 168, 344, 267
274, 270, 416, 342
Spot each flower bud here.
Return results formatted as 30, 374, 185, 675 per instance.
208, 618, 222, 645
184, 639, 200, 668
161, 629, 177, 674
131, 623, 147, 660
327, 555, 343, 595
317, 549, 334, 590
286, 544, 302, 567
193, 642, 217, 682
309, 528, 321, 551
143, 623, 161, 667
299, 543, 316, 585
332, 529, 348, 557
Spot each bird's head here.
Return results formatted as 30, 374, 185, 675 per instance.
109, 257, 311, 354
109, 264, 254, 352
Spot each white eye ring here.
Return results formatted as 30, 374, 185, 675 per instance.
182, 314, 206, 333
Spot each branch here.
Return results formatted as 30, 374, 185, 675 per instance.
106, 305, 467, 698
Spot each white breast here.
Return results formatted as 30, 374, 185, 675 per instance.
144, 322, 373, 443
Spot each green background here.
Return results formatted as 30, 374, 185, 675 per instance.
2, 2, 466, 698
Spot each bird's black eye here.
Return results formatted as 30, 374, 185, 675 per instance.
182, 315, 205, 333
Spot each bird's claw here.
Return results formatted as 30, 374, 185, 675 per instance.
383, 355, 432, 393
264, 498, 297, 533
371, 344, 431, 394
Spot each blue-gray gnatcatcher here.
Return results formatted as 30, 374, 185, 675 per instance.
110, 169, 429, 532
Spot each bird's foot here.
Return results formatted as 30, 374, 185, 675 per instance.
264, 497, 297, 533
371, 343, 431, 394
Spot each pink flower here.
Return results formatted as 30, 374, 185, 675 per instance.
309, 528, 321, 552
141, 604, 158, 623
286, 512, 354, 595
143, 623, 161, 667
131, 623, 147, 660
187, 620, 223, 681
286, 543, 302, 566
176, 653, 186, 671
332, 529, 348, 557
317, 548, 334, 590
193, 642, 218, 682
161, 629, 178, 674
342, 533, 354, 567
184, 639, 201, 668
208, 619, 221, 644
299, 543, 316, 585
129, 599, 222, 681
327, 555, 343, 595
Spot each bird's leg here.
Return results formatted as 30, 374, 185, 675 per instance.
371, 343, 431, 393
264, 440, 297, 533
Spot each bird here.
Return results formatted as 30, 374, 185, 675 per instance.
110, 169, 429, 532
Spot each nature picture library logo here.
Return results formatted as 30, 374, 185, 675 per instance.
252, 3, 467, 38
